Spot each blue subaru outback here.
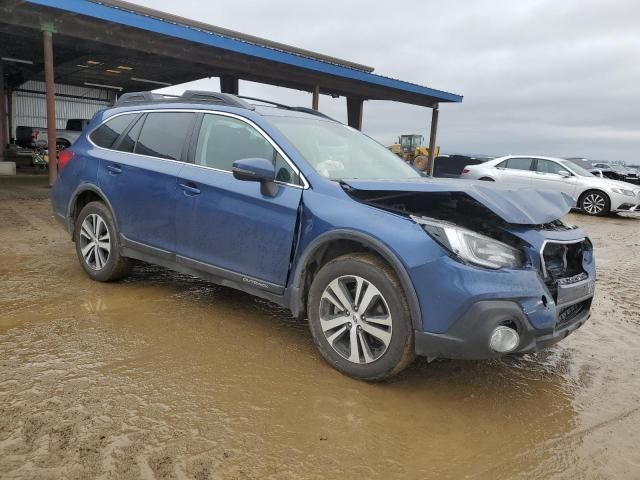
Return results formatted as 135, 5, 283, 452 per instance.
51, 91, 596, 381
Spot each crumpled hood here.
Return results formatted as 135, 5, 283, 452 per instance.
342, 178, 576, 225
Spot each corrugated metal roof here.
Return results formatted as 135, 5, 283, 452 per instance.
94, 0, 376, 73
25, 0, 463, 104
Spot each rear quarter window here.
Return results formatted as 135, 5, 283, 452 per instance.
90, 114, 136, 148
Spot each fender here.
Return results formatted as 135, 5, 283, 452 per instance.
66, 183, 119, 237
289, 229, 423, 330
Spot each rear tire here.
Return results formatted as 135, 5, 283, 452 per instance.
74, 201, 132, 282
308, 253, 415, 381
579, 190, 610, 216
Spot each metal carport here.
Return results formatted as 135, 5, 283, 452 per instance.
0, 0, 463, 184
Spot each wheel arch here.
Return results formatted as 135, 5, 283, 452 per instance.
289, 230, 422, 330
577, 188, 611, 213
67, 184, 118, 238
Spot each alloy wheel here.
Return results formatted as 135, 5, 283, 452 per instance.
79, 213, 111, 270
582, 193, 606, 215
319, 275, 392, 364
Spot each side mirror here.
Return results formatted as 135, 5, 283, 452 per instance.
232, 157, 278, 196
558, 170, 571, 177
232, 158, 275, 183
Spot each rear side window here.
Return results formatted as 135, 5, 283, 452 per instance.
505, 157, 533, 171
195, 114, 300, 185
90, 114, 136, 148
134, 112, 194, 160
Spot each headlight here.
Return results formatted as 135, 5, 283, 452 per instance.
611, 187, 635, 197
411, 216, 525, 269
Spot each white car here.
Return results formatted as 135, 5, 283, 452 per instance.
461, 155, 640, 216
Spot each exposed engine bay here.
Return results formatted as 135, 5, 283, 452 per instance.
343, 185, 591, 305
345, 188, 529, 248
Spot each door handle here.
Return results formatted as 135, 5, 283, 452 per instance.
179, 182, 201, 196
106, 164, 122, 175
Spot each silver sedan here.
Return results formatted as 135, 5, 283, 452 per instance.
461, 155, 640, 216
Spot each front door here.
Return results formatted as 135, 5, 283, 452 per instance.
532, 158, 578, 197
175, 113, 303, 290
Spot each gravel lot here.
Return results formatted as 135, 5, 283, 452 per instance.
1, 175, 639, 479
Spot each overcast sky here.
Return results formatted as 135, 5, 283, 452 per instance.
132, 0, 640, 163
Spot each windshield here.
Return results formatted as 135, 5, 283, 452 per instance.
558, 159, 594, 177
269, 117, 422, 181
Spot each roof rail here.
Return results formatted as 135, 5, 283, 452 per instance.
115, 91, 174, 106
237, 96, 337, 121
114, 90, 255, 110
180, 91, 254, 109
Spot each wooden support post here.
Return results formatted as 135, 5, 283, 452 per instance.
220, 75, 239, 95
43, 27, 57, 185
346, 97, 363, 130
0, 62, 7, 164
426, 104, 439, 177
312, 85, 319, 111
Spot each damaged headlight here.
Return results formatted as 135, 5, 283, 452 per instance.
411, 216, 525, 269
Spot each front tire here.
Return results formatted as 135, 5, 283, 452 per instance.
74, 201, 132, 281
579, 190, 610, 216
308, 253, 415, 381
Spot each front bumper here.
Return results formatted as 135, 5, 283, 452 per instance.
610, 190, 640, 213
414, 295, 592, 360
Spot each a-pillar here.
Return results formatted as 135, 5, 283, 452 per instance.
346, 97, 363, 130
220, 75, 239, 95
43, 24, 57, 185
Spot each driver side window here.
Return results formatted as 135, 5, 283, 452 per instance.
536, 159, 566, 175
195, 114, 300, 185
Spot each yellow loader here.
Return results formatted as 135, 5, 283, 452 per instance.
388, 134, 439, 171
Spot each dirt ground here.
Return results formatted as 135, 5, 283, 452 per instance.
1, 175, 639, 479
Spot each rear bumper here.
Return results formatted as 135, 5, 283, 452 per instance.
414, 297, 592, 360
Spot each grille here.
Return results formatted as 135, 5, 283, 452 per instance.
542, 239, 591, 299
542, 240, 589, 281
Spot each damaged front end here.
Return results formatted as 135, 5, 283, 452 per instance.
341, 179, 595, 359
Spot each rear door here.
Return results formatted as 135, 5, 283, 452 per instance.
532, 158, 578, 197
494, 157, 534, 186
96, 111, 196, 253
175, 112, 303, 291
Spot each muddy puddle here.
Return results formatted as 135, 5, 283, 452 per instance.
1, 182, 639, 479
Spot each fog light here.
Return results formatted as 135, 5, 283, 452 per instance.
489, 326, 519, 353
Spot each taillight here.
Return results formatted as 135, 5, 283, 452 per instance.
58, 149, 75, 170
462, 168, 470, 174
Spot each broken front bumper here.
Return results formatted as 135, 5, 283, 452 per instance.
409, 249, 595, 360
414, 294, 592, 360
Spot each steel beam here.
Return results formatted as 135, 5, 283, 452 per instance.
43, 28, 57, 185
426, 104, 439, 176
220, 75, 239, 95
346, 97, 363, 130
312, 85, 319, 111
0, 61, 7, 163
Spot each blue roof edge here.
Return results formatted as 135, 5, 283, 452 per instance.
27, 0, 463, 103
